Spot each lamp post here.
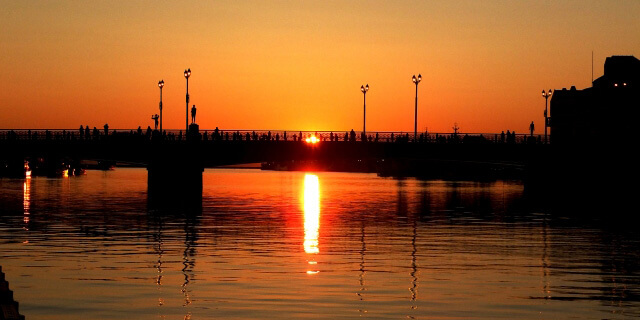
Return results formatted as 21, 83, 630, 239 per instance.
412, 74, 422, 141
184, 68, 191, 132
360, 84, 369, 136
542, 89, 552, 143
158, 80, 164, 133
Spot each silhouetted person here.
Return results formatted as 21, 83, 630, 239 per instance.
85, 125, 90, 139
529, 121, 534, 136
104, 123, 109, 136
79, 125, 84, 138
191, 105, 196, 123
501, 131, 505, 143
350, 129, 356, 142
137, 126, 142, 136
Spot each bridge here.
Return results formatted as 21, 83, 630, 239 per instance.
0, 127, 546, 166
3, 126, 605, 206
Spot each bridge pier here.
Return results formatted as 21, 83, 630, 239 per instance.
147, 160, 203, 208
147, 130, 203, 208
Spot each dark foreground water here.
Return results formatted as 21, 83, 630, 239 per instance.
1, 169, 639, 319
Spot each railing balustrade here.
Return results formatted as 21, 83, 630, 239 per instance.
0, 129, 544, 144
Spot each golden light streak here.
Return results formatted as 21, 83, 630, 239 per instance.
23, 178, 31, 229
303, 174, 320, 255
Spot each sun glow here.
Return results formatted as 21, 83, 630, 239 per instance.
305, 136, 319, 144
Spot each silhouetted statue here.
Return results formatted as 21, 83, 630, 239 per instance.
529, 121, 535, 136
104, 123, 109, 136
191, 105, 196, 123
152, 114, 159, 130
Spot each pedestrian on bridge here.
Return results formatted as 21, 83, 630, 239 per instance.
104, 123, 109, 136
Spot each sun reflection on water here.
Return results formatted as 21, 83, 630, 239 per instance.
303, 174, 320, 254
303, 173, 320, 274
23, 177, 31, 230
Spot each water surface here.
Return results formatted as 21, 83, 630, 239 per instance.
1, 168, 639, 319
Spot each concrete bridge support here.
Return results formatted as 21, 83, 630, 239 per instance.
147, 140, 203, 209
147, 160, 203, 209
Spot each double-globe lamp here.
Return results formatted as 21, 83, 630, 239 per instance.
542, 89, 552, 143
184, 68, 191, 132
360, 84, 369, 136
412, 74, 422, 141
157, 80, 164, 133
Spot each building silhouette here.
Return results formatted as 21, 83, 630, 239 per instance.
550, 55, 640, 144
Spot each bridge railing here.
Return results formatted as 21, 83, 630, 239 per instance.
0, 129, 544, 144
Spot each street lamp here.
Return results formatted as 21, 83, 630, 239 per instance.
158, 80, 164, 133
542, 89, 552, 143
412, 74, 422, 141
184, 68, 191, 132
360, 84, 369, 136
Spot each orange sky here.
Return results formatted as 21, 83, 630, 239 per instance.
1, 1, 638, 133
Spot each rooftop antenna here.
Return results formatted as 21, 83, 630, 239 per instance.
591, 51, 594, 85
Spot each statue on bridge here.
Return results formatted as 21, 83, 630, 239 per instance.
191, 105, 197, 124
151, 114, 159, 130
529, 121, 535, 136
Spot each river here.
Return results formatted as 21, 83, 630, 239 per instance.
1, 168, 639, 319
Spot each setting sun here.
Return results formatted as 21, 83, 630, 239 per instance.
305, 136, 320, 144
